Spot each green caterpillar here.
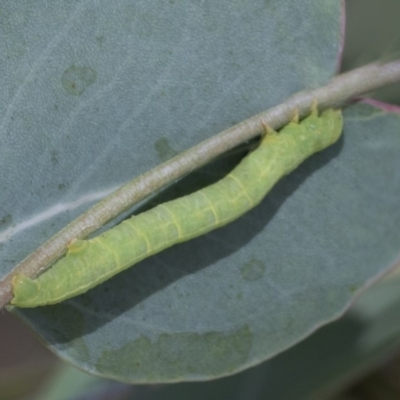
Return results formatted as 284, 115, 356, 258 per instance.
11, 108, 343, 307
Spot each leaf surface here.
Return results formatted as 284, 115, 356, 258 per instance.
4, 0, 397, 384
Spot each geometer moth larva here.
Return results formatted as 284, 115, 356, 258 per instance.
11, 108, 343, 307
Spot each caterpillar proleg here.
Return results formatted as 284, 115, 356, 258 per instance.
11, 108, 343, 307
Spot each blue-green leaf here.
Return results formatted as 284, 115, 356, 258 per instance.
5, 1, 399, 385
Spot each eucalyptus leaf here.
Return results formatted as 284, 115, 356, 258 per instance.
4, 0, 399, 385
33, 276, 400, 399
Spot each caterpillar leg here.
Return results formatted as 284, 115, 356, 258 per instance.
260, 119, 277, 138
66, 238, 88, 254
310, 99, 319, 116
291, 108, 299, 124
